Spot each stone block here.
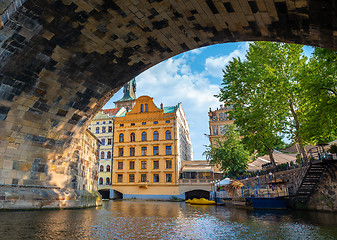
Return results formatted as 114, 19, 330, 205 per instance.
19, 163, 32, 171
3, 160, 13, 169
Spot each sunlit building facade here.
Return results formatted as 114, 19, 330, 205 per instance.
88, 108, 127, 191
208, 104, 234, 145
111, 95, 193, 199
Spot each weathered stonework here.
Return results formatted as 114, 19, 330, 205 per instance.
307, 164, 337, 211
0, 185, 102, 209
0, 0, 337, 208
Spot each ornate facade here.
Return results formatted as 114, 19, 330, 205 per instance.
208, 104, 234, 145
112, 96, 193, 199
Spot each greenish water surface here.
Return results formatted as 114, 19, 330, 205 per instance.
0, 201, 336, 239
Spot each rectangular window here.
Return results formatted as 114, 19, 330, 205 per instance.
153, 174, 159, 183
101, 139, 105, 145
166, 160, 172, 169
153, 161, 159, 169
130, 147, 135, 156
109, 121, 112, 124
166, 173, 172, 182
118, 174, 123, 183
166, 174, 172, 182
118, 162, 123, 170
153, 146, 159, 155
95, 127, 99, 133
166, 120, 170, 123
129, 161, 135, 170
131, 123, 135, 126
141, 161, 147, 169
129, 174, 135, 183
153, 121, 158, 124
102, 127, 106, 133
119, 148, 124, 157
141, 147, 147, 156
120, 124, 124, 127
96, 122, 99, 125
108, 126, 112, 132
141, 174, 147, 182
108, 138, 112, 145
142, 122, 146, 125
166, 146, 171, 155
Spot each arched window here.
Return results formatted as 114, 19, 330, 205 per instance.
99, 177, 103, 185
99, 165, 104, 172
95, 127, 99, 133
153, 131, 159, 141
106, 165, 110, 172
142, 132, 147, 141
107, 151, 111, 159
166, 130, 171, 140
100, 151, 105, 159
141, 104, 144, 112
130, 132, 135, 142
106, 177, 110, 185
145, 103, 148, 112
119, 133, 124, 142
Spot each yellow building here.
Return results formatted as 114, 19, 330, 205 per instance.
111, 95, 193, 199
208, 104, 234, 145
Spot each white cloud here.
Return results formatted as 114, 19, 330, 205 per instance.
188, 48, 203, 55
204, 42, 249, 78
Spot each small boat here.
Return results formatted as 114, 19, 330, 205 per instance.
188, 198, 215, 205
185, 199, 192, 203
245, 197, 287, 209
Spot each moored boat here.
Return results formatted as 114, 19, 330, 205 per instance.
188, 198, 215, 205
246, 197, 287, 209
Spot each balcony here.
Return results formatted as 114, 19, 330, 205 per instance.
138, 181, 148, 188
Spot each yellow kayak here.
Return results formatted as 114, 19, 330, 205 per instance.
188, 198, 215, 205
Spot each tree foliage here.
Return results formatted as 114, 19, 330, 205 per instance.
218, 42, 310, 161
203, 125, 249, 177
299, 48, 337, 144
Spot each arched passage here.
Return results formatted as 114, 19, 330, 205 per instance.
185, 190, 210, 200
0, 0, 337, 207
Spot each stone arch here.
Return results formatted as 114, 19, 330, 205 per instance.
184, 190, 210, 200
0, 0, 337, 202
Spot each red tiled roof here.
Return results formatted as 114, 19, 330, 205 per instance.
102, 108, 121, 115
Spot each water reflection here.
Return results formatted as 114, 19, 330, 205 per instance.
0, 201, 336, 239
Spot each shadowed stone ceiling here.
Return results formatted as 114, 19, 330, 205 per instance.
0, 0, 336, 188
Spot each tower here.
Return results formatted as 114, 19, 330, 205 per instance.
114, 78, 137, 110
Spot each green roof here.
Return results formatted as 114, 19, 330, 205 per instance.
163, 106, 176, 113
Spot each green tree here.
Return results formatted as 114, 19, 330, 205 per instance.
299, 48, 337, 144
218, 42, 309, 162
203, 125, 249, 177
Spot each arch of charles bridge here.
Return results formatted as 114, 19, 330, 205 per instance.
0, 0, 336, 209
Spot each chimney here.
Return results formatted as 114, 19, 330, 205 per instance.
160, 103, 163, 109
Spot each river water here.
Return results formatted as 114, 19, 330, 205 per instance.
1, 201, 337, 239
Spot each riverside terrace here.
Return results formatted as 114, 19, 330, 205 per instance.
1, 0, 337, 209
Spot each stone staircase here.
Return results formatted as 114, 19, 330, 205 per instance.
295, 162, 329, 203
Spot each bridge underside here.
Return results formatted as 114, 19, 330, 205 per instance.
0, 0, 336, 208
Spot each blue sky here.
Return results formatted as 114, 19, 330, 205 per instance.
104, 42, 314, 160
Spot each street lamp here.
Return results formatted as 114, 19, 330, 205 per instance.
269, 172, 273, 190
246, 177, 249, 187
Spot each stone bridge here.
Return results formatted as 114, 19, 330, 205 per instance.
0, 0, 336, 208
